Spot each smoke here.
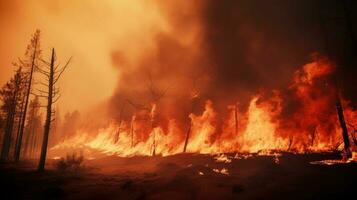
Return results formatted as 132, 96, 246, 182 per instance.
0, 0, 356, 130
0, 0, 168, 114
108, 0, 339, 122
109, 1, 210, 124
44, 1, 357, 156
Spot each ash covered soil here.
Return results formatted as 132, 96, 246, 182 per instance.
0, 153, 356, 200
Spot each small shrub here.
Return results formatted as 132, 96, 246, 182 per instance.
56, 152, 84, 171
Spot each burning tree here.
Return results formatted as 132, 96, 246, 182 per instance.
147, 75, 169, 156
183, 79, 201, 153
35, 48, 71, 171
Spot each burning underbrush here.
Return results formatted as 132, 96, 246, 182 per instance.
50, 56, 357, 159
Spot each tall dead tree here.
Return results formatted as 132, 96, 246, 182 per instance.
183, 101, 195, 153
183, 80, 200, 153
36, 48, 71, 171
147, 75, 168, 156
319, 3, 353, 158
130, 115, 135, 147
183, 121, 192, 153
336, 96, 351, 158
14, 30, 41, 162
234, 103, 239, 135
113, 104, 125, 144
126, 99, 147, 147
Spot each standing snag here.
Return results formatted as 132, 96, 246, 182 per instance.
336, 96, 351, 159
35, 48, 71, 171
183, 80, 200, 153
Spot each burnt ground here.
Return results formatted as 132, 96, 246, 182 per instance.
0, 153, 356, 200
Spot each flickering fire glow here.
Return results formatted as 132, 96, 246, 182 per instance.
50, 57, 357, 158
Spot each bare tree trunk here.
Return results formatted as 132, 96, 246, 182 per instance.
234, 104, 238, 135
38, 48, 54, 171
183, 122, 191, 153
287, 136, 294, 151
34, 47, 70, 170
150, 104, 156, 156
113, 106, 125, 144
130, 116, 134, 148
152, 121, 156, 156
336, 97, 351, 158
183, 102, 195, 153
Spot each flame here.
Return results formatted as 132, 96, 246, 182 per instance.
213, 168, 229, 175
214, 154, 232, 163
50, 57, 357, 158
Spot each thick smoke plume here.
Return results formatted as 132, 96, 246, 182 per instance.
49, 0, 357, 157
108, 0, 351, 123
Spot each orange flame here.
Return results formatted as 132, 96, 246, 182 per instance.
50, 57, 357, 158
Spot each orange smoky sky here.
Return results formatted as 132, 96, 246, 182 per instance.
2, 0, 355, 118
0, 0, 174, 114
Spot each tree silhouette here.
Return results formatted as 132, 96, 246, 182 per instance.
14, 30, 41, 162
35, 48, 71, 171
0, 67, 26, 160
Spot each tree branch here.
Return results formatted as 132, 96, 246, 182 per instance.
54, 57, 72, 84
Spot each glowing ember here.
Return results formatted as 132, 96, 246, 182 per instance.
214, 154, 232, 163
213, 168, 229, 175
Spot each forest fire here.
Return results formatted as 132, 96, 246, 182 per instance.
1, 1, 357, 199
50, 57, 357, 158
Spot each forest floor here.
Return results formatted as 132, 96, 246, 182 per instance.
0, 152, 356, 200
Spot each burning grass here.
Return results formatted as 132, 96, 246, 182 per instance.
49, 56, 357, 160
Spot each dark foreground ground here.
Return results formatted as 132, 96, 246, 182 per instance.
0, 153, 356, 200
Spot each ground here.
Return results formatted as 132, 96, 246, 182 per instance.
0, 153, 356, 200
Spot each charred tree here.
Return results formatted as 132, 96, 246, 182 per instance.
130, 115, 135, 148
183, 121, 192, 153
336, 96, 351, 158
183, 84, 199, 153
114, 105, 125, 144
287, 136, 294, 151
150, 104, 157, 156
234, 103, 238, 135
36, 48, 71, 171
126, 100, 144, 148
147, 75, 168, 156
